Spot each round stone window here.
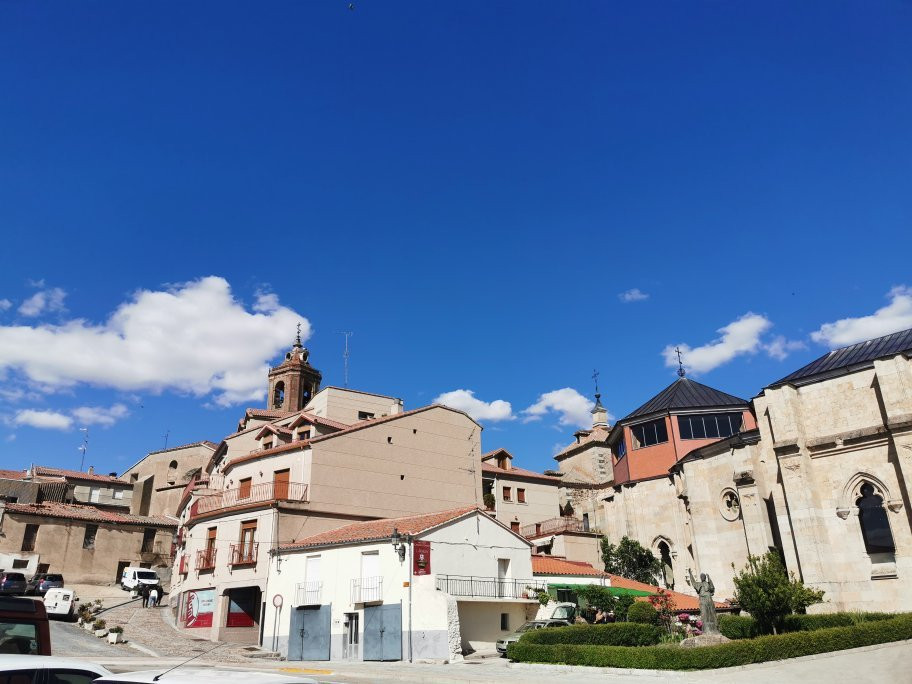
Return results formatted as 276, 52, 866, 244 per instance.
720, 489, 741, 521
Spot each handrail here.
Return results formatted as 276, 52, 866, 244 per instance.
229, 542, 259, 566
435, 574, 547, 599
189, 481, 308, 519
520, 516, 599, 537
351, 576, 382, 603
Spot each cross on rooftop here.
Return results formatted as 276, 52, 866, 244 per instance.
675, 347, 686, 378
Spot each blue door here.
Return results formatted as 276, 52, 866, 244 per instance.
287, 605, 331, 661
362, 603, 402, 661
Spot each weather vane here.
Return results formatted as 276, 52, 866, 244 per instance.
675, 347, 686, 378
592, 368, 600, 396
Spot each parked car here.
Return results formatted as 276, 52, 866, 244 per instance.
95, 668, 317, 684
0, 572, 27, 596
495, 618, 571, 655
120, 567, 160, 592
0, 596, 51, 655
43, 588, 78, 621
26, 572, 65, 596
0, 654, 111, 681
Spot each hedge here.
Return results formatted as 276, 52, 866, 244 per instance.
627, 602, 657, 624
507, 613, 912, 670
521, 623, 663, 647
719, 612, 897, 639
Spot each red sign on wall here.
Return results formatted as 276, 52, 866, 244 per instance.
185, 589, 214, 628
413, 540, 431, 576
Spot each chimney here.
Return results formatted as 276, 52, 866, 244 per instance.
88, 466, 94, 476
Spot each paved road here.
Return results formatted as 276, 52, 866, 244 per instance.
50, 619, 136, 659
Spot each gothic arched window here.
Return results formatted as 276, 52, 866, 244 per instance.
658, 541, 674, 590
856, 482, 895, 555
273, 381, 285, 409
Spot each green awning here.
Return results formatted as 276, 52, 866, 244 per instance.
547, 583, 652, 597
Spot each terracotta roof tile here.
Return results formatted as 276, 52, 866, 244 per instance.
280, 506, 479, 551
606, 574, 728, 611
4, 501, 177, 527
532, 556, 610, 577
0, 469, 26, 480
287, 412, 350, 431
481, 462, 562, 484
12, 467, 126, 483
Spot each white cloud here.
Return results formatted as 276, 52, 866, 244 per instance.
5, 434, 15, 442
71, 403, 130, 427
765, 335, 807, 361
13, 409, 73, 430
664, 313, 773, 374
811, 286, 912, 348
618, 288, 649, 303
18, 287, 67, 317
522, 388, 596, 429
433, 389, 514, 422
0, 299, 11, 312
0, 276, 310, 406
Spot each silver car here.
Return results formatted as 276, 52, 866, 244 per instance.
495, 618, 571, 655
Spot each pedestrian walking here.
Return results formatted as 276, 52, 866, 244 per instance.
149, 585, 160, 608
140, 584, 149, 608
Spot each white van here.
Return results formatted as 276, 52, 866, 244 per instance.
120, 567, 160, 591
43, 588, 77, 620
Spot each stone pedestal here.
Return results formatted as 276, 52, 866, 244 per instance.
680, 633, 731, 648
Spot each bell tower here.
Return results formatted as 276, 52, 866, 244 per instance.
267, 325, 322, 412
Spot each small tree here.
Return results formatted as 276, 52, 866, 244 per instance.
732, 552, 825, 634
601, 536, 661, 585
647, 588, 676, 631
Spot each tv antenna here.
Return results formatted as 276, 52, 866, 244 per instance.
340, 331, 353, 387
78, 428, 89, 471
163, 430, 170, 450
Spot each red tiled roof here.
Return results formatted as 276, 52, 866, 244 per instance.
280, 506, 479, 551
481, 448, 513, 461
146, 440, 218, 456
287, 412, 350, 431
4, 502, 177, 527
555, 427, 610, 460
532, 556, 610, 577
0, 467, 126, 484
606, 574, 728, 611
244, 408, 297, 419
481, 462, 562, 484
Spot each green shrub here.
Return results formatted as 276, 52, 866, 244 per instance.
522, 623, 662, 647
508, 613, 912, 669
719, 612, 897, 639
627, 601, 657, 624
731, 552, 824, 634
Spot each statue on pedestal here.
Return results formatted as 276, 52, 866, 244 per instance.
687, 569, 718, 635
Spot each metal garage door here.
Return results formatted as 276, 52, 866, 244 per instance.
287, 605, 331, 661
362, 603, 402, 661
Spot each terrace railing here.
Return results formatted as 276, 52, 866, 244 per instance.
189, 481, 308, 519
435, 574, 547, 599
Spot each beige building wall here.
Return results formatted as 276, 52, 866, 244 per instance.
123, 443, 215, 517
0, 511, 174, 585
305, 387, 402, 424
490, 477, 560, 531
71, 482, 134, 509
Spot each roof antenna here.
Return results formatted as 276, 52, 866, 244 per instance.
153, 642, 224, 681
675, 347, 686, 378
340, 331, 353, 388
163, 429, 170, 450
78, 428, 89, 471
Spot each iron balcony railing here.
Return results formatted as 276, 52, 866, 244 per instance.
520, 516, 599, 538
195, 548, 216, 571
351, 576, 382, 603
435, 574, 547, 599
229, 542, 258, 567
189, 481, 308, 518
295, 581, 322, 606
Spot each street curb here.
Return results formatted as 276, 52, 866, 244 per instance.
505, 638, 912, 676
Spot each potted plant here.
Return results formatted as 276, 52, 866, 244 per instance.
93, 619, 108, 637
108, 626, 124, 644
83, 617, 96, 632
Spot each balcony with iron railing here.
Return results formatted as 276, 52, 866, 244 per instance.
295, 581, 322, 606
520, 516, 599, 538
195, 548, 216, 571
435, 574, 547, 600
229, 542, 259, 567
351, 576, 382, 604
178, 473, 210, 514
189, 481, 308, 520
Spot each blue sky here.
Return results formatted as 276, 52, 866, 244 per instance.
1, 1, 911, 475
